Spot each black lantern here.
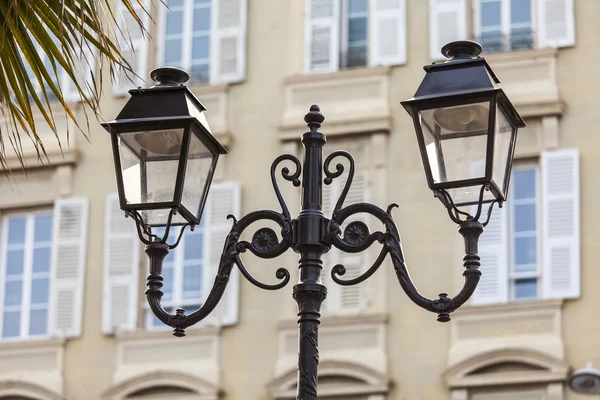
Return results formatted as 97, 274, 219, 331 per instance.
402, 41, 525, 208
101, 67, 226, 228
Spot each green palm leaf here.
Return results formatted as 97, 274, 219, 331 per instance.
0, 0, 151, 169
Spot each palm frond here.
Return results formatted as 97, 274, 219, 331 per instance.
0, 0, 150, 169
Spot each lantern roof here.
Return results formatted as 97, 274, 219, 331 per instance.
104, 67, 227, 155
402, 41, 525, 128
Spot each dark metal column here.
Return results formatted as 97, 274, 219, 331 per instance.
292, 105, 329, 400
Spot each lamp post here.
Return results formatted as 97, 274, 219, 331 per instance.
102, 41, 524, 400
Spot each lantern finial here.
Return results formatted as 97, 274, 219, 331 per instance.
441, 40, 483, 60
150, 67, 190, 87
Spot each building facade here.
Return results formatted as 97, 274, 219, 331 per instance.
0, 0, 597, 399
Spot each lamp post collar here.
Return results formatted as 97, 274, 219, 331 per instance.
441, 40, 483, 60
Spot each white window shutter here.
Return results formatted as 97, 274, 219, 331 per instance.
428, 0, 467, 60
113, 0, 150, 96
49, 198, 89, 338
211, 0, 247, 84
538, 0, 575, 49
304, 0, 341, 73
369, 0, 407, 66
203, 182, 241, 326
102, 194, 140, 334
321, 178, 337, 313
542, 149, 580, 300
470, 203, 509, 305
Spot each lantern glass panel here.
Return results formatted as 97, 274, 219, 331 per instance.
419, 101, 490, 184
118, 128, 187, 226
493, 106, 514, 199
181, 131, 215, 220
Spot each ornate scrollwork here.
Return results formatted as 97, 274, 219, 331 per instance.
434, 184, 500, 226
271, 154, 302, 220
251, 228, 280, 252
343, 221, 370, 246
329, 201, 483, 322
323, 150, 355, 218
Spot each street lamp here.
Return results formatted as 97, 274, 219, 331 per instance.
102, 41, 524, 400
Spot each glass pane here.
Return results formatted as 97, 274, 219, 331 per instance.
6, 250, 24, 275
4, 280, 22, 306
349, 0, 367, 13
7, 218, 26, 244
481, 1, 501, 28
346, 44, 367, 68
184, 232, 203, 260
514, 204, 536, 232
511, 0, 531, 24
194, 7, 211, 31
181, 131, 214, 220
34, 214, 53, 242
348, 18, 367, 43
514, 236, 537, 266
492, 106, 513, 197
514, 278, 537, 299
419, 102, 493, 206
164, 39, 183, 65
29, 308, 48, 335
481, 30, 504, 53
166, 11, 184, 35
2, 311, 20, 337
183, 264, 202, 298
190, 64, 210, 84
162, 266, 174, 301
31, 278, 50, 304
32, 247, 52, 273
511, 27, 533, 50
167, 0, 184, 6
192, 36, 210, 60
513, 169, 536, 199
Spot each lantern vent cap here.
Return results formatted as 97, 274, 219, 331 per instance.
441, 40, 483, 60
568, 362, 600, 395
150, 67, 190, 87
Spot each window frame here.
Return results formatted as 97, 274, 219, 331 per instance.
473, 0, 537, 52
0, 209, 54, 341
156, 0, 212, 85
508, 163, 542, 301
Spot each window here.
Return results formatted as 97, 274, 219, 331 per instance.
156, 0, 247, 86
428, 0, 575, 60
509, 166, 539, 300
0, 212, 53, 339
305, 0, 406, 73
102, 183, 242, 334
0, 199, 89, 341
476, 0, 534, 52
471, 149, 580, 305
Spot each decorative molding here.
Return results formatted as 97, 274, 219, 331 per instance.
279, 67, 392, 138
445, 348, 571, 388
449, 300, 564, 366
0, 380, 63, 400
268, 360, 392, 399
188, 84, 232, 148
277, 313, 388, 330
0, 338, 65, 397
486, 48, 563, 119
102, 371, 221, 400
0, 166, 74, 209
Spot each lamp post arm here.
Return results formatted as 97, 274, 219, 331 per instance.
330, 202, 483, 322
145, 208, 294, 336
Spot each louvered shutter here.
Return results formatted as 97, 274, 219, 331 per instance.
203, 182, 241, 326
538, 0, 575, 49
49, 198, 89, 338
304, 0, 340, 73
428, 0, 467, 60
338, 172, 367, 312
321, 179, 336, 313
211, 0, 247, 83
470, 203, 509, 305
113, 0, 150, 96
102, 194, 140, 334
542, 149, 580, 299
369, 0, 407, 66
